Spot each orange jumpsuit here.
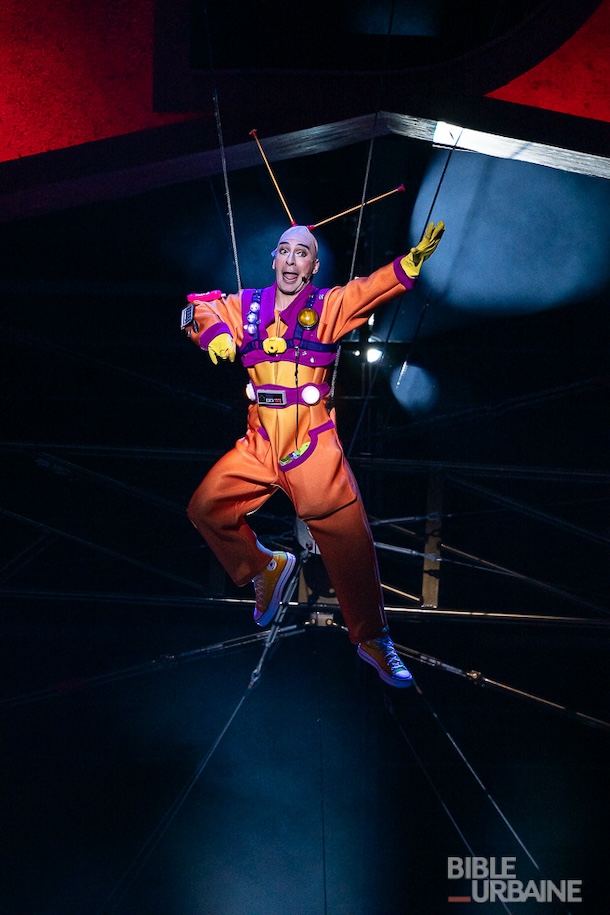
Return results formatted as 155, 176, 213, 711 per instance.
184, 259, 416, 643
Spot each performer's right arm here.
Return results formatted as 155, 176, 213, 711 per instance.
181, 291, 242, 363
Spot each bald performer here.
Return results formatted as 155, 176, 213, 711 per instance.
182, 222, 444, 687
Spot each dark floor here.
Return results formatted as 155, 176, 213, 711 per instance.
1, 590, 608, 915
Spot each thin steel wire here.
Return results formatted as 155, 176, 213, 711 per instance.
328, 0, 398, 409
387, 681, 578, 915
386, 686, 515, 914
346, 133, 462, 458
95, 690, 250, 913
203, 1, 242, 290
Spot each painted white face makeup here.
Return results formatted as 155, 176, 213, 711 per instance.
272, 226, 320, 298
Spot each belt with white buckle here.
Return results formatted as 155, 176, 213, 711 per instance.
246, 383, 330, 407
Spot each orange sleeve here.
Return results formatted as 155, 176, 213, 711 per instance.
318, 259, 415, 342
183, 291, 243, 350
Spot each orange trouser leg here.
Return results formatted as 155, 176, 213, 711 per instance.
306, 499, 387, 644
188, 423, 386, 643
186, 439, 277, 587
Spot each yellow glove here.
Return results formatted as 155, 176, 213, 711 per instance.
401, 221, 446, 278
207, 332, 236, 365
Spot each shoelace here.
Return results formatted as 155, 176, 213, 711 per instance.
253, 572, 266, 606
253, 560, 278, 609
371, 637, 405, 671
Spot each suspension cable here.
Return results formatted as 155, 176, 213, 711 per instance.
346, 130, 462, 458
387, 682, 578, 915
328, 0, 398, 411
385, 689, 511, 915
327, 128, 377, 411
95, 689, 250, 913
203, 5, 242, 290
213, 92, 242, 289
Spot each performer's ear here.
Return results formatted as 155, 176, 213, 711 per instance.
312, 259, 320, 275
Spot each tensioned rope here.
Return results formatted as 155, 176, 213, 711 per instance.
386, 690, 512, 915
386, 681, 578, 915
95, 690, 250, 914
346, 129, 462, 458
213, 90, 242, 291
327, 1, 398, 413
325, 122, 379, 412
203, 6, 242, 290
92, 8, 251, 908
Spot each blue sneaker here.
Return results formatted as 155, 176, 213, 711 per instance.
357, 631, 413, 688
252, 552, 297, 626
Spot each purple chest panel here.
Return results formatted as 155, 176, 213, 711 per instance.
239, 286, 337, 367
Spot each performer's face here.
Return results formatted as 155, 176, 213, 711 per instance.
273, 234, 319, 296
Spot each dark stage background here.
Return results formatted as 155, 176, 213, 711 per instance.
1, 2, 609, 913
